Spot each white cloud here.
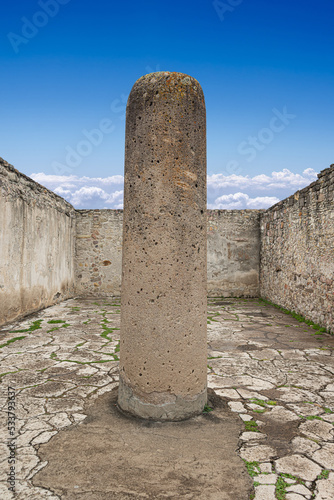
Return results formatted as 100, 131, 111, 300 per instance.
207, 168, 317, 191
206, 168, 317, 208
30, 167, 318, 210
30, 172, 124, 209
54, 185, 123, 209
31, 172, 124, 187
208, 192, 280, 210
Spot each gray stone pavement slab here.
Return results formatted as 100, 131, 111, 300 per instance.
0, 296, 333, 499
315, 472, 334, 499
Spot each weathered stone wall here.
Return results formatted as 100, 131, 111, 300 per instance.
207, 210, 262, 297
75, 210, 123, 296
75, 209, 261, 298
0, 158, 76, 326
4, 158, 332, 332
260, 165, 334, 333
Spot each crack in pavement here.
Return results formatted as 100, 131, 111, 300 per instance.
0, 297, 333, 499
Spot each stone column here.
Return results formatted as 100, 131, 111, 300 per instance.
118, 72, 207, 420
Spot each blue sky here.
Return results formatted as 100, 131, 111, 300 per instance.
1, 0, 333, 209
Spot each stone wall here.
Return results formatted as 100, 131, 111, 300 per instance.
207, 210, 262, 297
75, 209, 262, 298
260, 165, 334, 333
75, 210, 123, 296
0, 158, 76, 326
2, 158, 333, 333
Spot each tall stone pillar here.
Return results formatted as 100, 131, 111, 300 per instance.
118, 72, 207, 420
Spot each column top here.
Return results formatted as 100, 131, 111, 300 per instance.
128, 71, 205, 104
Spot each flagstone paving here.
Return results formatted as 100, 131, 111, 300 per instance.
0, 297, 333, 499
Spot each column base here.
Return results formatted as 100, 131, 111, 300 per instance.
117, 376, 207, 421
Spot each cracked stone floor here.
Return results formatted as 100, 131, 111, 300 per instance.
1, 297, 334, 499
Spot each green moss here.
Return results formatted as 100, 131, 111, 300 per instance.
207, 312, 220, 323
9, 328, 30, 333
9, 319, 43, 334
275, 476, 288, 500
250, 398, 267, 408
203, 404, 213, 413
100, 325, 120, 341
20, 383, 45, 390
280, 473, 305, 485
317, 469, 330, 480
31, 320, 43, 330
243, 460, 260, 477
258, 298, 330, 334
47, 320, 66, 324
49, 354, 115, 365
0, 369, 22, 378
75, 341, 86, 348
90, 359, 116, 364
0, 336, 26, 348
93, 350, 119, 361
245, 420, 259, 432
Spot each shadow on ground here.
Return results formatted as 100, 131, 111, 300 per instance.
33, 388, 252, 499
1, 297, 334, 499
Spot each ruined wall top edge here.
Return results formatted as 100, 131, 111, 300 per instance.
76, 209, 124, 214
207, 209, 264, 216
0, 157, 75, 217
76, 208, 264, 215
261, 164, 334, 214
2, 156, 332, 216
